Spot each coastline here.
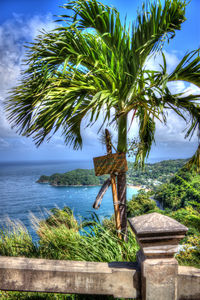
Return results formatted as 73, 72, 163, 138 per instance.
38, 181, 151, 190
127, 184, 151, 192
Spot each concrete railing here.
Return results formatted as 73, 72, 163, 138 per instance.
0, 212, 199, 299
0, 257, 140, 298
128, 212, 200, 300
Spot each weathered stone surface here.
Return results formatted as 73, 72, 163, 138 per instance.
142, 258, 178, 300
128, 213, 188, 258
178, 266, 200, 299
129, 212, 192, 300
128, 213, 188, 237
0, 256, 140, 299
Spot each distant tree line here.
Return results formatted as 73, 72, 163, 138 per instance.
37, 159, 188, 187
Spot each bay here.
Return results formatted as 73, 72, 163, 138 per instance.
0, 160, 138, 240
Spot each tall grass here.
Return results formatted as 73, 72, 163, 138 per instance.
0, 218, 38, 257
0, 209, 138, 300
37, 215, 138, 262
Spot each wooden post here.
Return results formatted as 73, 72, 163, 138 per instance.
105, 129, 122, 239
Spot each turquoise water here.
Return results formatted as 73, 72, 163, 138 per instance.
0, 160, 138, 240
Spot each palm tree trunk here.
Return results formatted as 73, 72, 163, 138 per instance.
117, 114, 127, 237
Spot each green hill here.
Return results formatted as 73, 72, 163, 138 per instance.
37, 169, 108, 186
37, 159, 187, 187
127, 159, 187, 188
154, 167, 200, 210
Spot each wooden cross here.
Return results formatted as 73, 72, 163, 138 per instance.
93, 129, 127, 239
105, 129, 121, 238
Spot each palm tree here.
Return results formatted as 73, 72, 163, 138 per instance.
5, 0, 200, 236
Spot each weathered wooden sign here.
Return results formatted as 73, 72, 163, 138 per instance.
93, 152, 128, 176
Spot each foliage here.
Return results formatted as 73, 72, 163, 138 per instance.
0, 290, 123, 300
166, 207, 200, 268
5, 0, 200, 169
151, 165, 200, 268
0, 208, 139, 264
127, 159, 187, 187
0, 291, 76, 299
2, 0, 200, 294
0, 220, 38, 258
168, 206, 200, 236
5, 0, 200, 240
36, 213, 138, 262
127, 190, 156, 217
39, 206, 79, 230
1, 181, 200, 297
37, 169, 108, 186
37, 159, 187, 188
154, 167, 200, 210
126, 189, 200, 268
176, 234, 200, 269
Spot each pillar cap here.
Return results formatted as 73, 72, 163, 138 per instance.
128, 212, 188, 237
128, 213, 188, 258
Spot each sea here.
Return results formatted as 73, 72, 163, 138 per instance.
0, 160, 138, 241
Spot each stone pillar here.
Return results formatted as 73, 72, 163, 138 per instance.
128, 212, 188, 300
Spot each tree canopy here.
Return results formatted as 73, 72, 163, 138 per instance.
5, 0, 200, 167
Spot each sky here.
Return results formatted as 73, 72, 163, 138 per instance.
0, 0, 200, 162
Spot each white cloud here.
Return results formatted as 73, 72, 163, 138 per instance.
154, 110, 198, 144
146, 51, 200, 97
143, 50, 200, 149
183, 83, 200, 97
167, 81, 186, 94
0, 137, 10, 148
0, 13, 56, 139
145, 50, 179, 73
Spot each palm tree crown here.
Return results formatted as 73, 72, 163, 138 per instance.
6, 0, 200, 160
5, 0, 200, 234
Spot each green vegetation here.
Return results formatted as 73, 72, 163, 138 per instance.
127, 190, 156, 217
127, 159, 187, 188
0, 221, 38, 258
37, 169, 108, 186
37, 159, 187, 188
3, 0, 200, 295
1, 160, 200, 299
154, 167, 200, 210
6, 0, 200, 235
168, 207, 200, 268
127, 193, 200, 268
126, 164, 200, 268
0, 208, 138, 299
152, 166, 200, 268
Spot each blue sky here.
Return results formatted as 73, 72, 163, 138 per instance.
0, 0, 200, 162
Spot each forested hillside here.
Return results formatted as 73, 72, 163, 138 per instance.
37, 159, 187, 187
127, 159, 187, 188
37, 169, 108, 186
154, 167, 200, 210
127, 164, 200, 268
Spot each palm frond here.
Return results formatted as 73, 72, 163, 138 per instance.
134, 108, 156, 168
168, 49, 200, 87
131, 0, 187, 64
5, 0, 198, 168
185, 144, 200, 173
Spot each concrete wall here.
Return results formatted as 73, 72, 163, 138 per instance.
0, 213, 200, 299
0, 256, 140, 299
178, 266, 200, 300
